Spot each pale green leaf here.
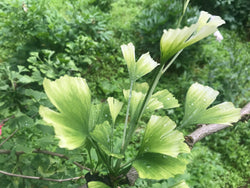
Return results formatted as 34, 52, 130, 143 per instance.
140, 115, 190, 157
152, 180, 189, 188
146, 98, 164, 111
90, 121, 124, 159
133, 82, 149, 93
123, 89, 145, 121
182, 83, 241, 126
39, 106, 88, 149
169, 181, 189, 188
107, 97, 123, 124
39, 75, 91, 150
121, 43, 136, 79
197, 102, 241, 124
88, 103, 111, 132
160, 11, 225, 63
135, 52, 158, 80
147, 90, 179, 111
133, 153, 187, 180
88, 181, 110, 188
121, 43, 158, 81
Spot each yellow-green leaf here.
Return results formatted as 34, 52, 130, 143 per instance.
107, 97, 123, 124
88, 181, 110, 188
39, 75, 91, 150
160, 11, 225, 63
133, 153, 187, 180
182, 83, 241, 126
147, 90, 180, 111
140, 115, 190, 157
121, 43, 158, 81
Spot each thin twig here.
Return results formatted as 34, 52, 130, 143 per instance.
0, 128, 18, 148
0, 115, 15, 125
33, 149, 91, 171
185, 102, 250, 148
0, 170, 84, 182
0, 148, 91, 171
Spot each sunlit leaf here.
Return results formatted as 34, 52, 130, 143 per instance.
152, 180, 189, 188
121, 43, 158, 81
88, 103, 111, 132
39, 75, 91, 150
147, 90, 179, 111
133, 82, 149, 93
140, 115, 190, 157
135, 52, 158, 80
182, 82, 241, 126
91, 121, 124, 159
160, 11, 225, 63
169, 181, 189, 188
133, 153, 187, 180
107, 97, 123, 124
123, 89, 145, 121
121, 43, 136, 79
88, 181, 110, 188
125, 83, 179, 114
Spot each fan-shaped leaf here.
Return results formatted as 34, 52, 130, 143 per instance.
91, 121, 124, 159
133, 153, 187, 180
160, 11, 225, 63
140, 115, 190, 157
39, 75, 91, 150
182, 83, 241, 126
121, 43, 158, 81
88, 181, 110, 188
107, 97, 123, 124
147, 90, 179, 111
123, 90, 145, 121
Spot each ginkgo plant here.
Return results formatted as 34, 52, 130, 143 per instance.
39, 10, 241, 188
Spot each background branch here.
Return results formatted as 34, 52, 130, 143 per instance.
0, 148, 91, 171
185, 102, 250, 148
0, 128, 18, 148
0, 170, 84, 182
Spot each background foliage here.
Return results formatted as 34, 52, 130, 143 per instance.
0, 0, 249, 187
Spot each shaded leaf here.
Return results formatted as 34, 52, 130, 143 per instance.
91, 121, 124, 159
8, 114, 34, 128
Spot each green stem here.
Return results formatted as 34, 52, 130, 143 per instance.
89, 138, 114, 174
119, 158, 136, 169
116, 52, 184, 173
162, 50, 183, 73
115, 7, 187, 171
177, 0, 190, 28
110, 121, 115, 168
115, 81, 134, 173
121, 81, 134, 151
87, 149, 94, 170
118, 64, 165, 166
